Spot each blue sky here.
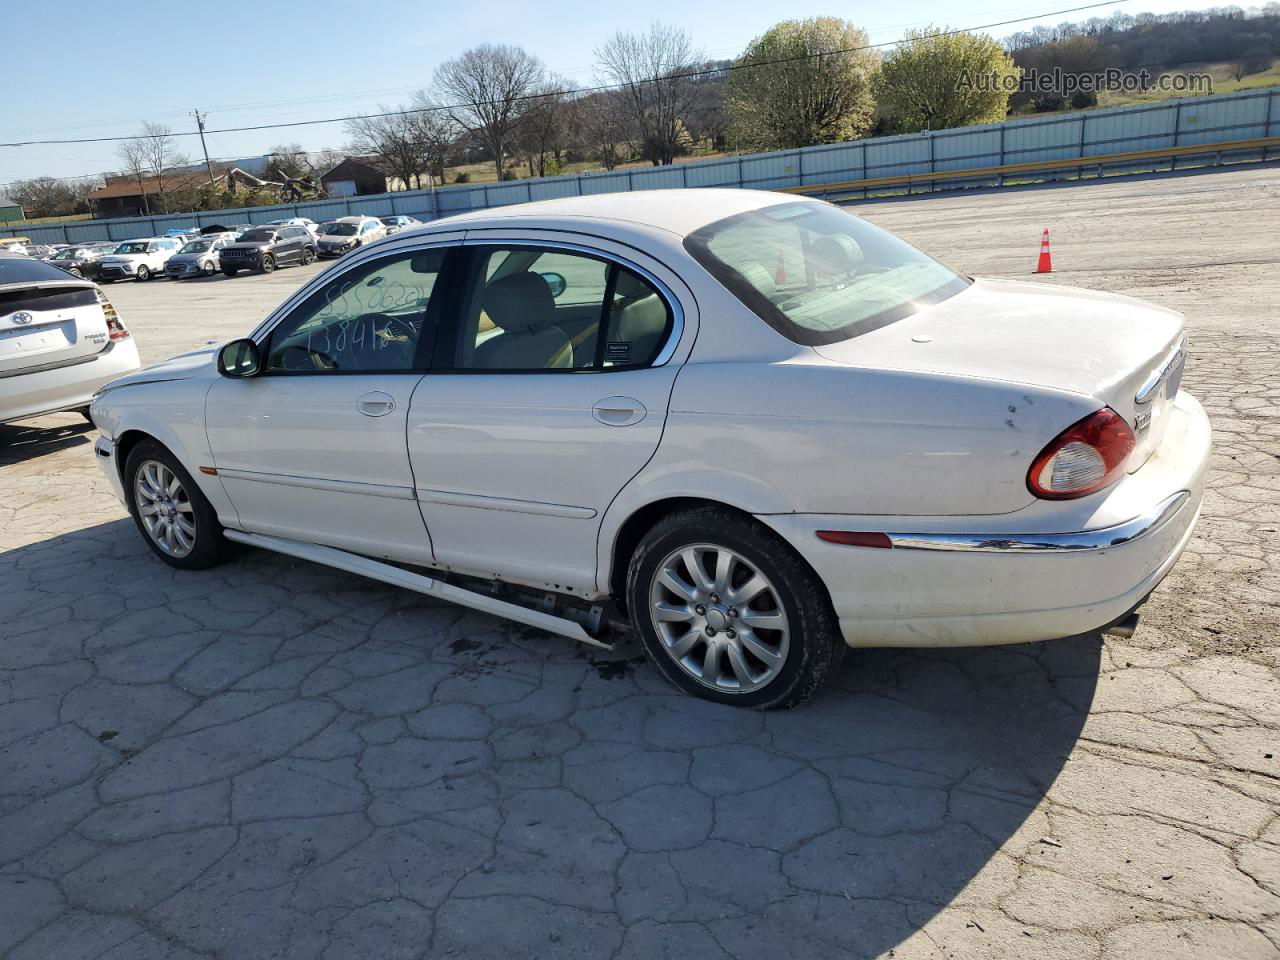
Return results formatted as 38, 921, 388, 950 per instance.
1, 0, 1204, 187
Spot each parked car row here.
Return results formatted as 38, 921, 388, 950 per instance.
1, 215, 424, 284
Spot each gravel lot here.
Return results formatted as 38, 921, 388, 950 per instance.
2, 165, 1278, 960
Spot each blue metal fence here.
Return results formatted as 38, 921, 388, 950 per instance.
6, 85, 1278, 244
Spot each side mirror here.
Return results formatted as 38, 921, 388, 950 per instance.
539, 271, 567, 298
217, 338, 262, 378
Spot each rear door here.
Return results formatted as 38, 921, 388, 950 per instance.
0, 279, 106, 377
407, 234, 693, 592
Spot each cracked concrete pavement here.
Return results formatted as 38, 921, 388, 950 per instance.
2, 165, 1278, 959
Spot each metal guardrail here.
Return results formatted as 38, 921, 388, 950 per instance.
4, 85, 1277, 244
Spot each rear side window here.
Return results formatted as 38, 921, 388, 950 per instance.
0, 256, 84, 285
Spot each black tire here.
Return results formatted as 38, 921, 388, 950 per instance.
68, 267, 83, 278
202, 260, 216, 276
301, 246, 316, 265
259, 254, 275, 274
123, 439, 227, 570
222, 268, 238, 277
625, 506, 843, 709
136, 265, 151, 281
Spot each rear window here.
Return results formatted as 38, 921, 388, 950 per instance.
683, 201, 969, 346
0, 256, 84, 286
0, 285, 97, 313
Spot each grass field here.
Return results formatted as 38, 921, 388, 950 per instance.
1099, 59, 1279, 107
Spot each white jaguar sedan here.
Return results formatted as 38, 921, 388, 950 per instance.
89, 189, 1209, 708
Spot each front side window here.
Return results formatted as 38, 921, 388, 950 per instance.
264, 248, 448, 374
444, 246, 673, 372
684, 201, 969, 346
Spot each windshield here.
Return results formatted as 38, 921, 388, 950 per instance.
240, 230, 275, 243
321, 223, 358, 236
684, 201, 969, 345
180, 240, 212, 253
114, 242, 149, 254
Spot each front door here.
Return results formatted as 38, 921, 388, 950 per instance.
407, 238, 690, 593
205, 244, 455, 565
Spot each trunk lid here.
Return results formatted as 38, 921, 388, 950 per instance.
814, 277, 1185, 468
0, 281, 108, 375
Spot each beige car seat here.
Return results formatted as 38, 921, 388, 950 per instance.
473, 272, 573, 369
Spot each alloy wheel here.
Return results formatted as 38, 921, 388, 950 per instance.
134, 460, 196, 558
648, 543, 791, 694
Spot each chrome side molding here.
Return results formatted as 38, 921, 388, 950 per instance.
885, 491, 1190, 553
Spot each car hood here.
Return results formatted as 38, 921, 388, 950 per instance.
99, 347, 217, 393
318, 234, 356, 243
100, 253, 146, 264
814, 277, 1183, 424
168, 253, 208, 265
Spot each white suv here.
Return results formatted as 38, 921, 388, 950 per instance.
98, 237, 181, 282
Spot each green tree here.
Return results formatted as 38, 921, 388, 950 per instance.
876, 28, 1020, 132
726, 17, 879, 151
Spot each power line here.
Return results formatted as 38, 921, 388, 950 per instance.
0, 0, 1128, 150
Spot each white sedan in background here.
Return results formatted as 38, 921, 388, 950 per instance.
89, 189, 1208, 708
1, 255, 139, 424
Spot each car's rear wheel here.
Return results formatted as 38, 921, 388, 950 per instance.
136, 265, 151, 281
301, 247, 316, 265
124, 440, 226, 570
625, 506, 843, 709
259, 254, 275, 274
68, 267, 83, 278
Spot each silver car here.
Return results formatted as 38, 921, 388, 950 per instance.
165, 237, 229, 279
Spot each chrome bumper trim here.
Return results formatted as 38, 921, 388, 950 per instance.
886, 491, 1190, 553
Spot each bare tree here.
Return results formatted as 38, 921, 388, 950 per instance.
514, 79, 573, 177
268, 142, 311, 180
347, 108, 432, 190
571, 90, 633, 170
434, 44, 546, 181
595, 22, 704, 165
138, 122, 188, 213
114, 137, 152, 216
408, 95, 459, 186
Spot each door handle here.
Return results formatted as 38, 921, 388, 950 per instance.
592, 396, 646, 427
357, 391, 396, 417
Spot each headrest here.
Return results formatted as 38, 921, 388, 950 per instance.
614, 269, 655, 300
482, 272, 556, 332
810, 234, 864, 276
736, 260, 776, 299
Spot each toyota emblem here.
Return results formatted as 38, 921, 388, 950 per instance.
11, 312, 33, 325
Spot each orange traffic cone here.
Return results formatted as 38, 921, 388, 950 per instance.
775, 251, 787, 284
1034, 228, 1053, 274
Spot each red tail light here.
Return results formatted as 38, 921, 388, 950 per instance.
1028, 407, 1135, 500
96, 289, 130, 341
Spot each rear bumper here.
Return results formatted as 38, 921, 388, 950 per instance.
761, 390, 1211, 648
0, 339, 142, 424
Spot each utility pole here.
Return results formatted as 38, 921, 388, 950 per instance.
192, 109, 215, 184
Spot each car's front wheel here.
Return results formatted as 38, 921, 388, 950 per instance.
202, 260, 216, 276
625, 506, 843, 709
124, 440, 226, 570
259, 254, 275, 274
136, 265, 151, 281
301, 247, 316, 265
